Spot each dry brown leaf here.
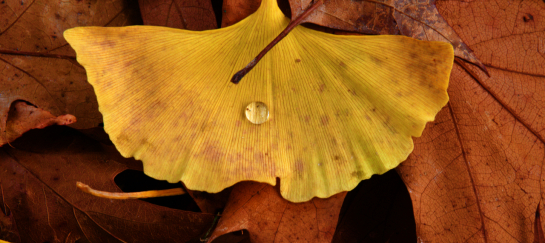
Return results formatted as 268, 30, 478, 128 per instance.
221, 0, 262, 27
186, 188, 232, 214
0, 126, 214, 242
1, 101, 75, 146
396, 0, 545, 241
0, 199, 18, 242
208, 182, 346, 243
0, 0, 141, 140
138, 0, 217, 30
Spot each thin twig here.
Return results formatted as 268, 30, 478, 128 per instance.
76, 181, 185, 199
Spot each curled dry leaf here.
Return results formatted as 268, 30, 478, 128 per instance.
1, 101, 76, 146
0, 0, 141, 139
137, 0, 217, 30
290, 0, 486, 71
0, 126, 214, 242
65, 0, 453, 202
396, 0, 545, 241
208, 181, 346, 243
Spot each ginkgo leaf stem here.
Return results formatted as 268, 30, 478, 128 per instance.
76, 181, 185, 199
231, 0, 324, 84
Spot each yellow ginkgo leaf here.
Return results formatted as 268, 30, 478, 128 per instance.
64, 0, 453, 202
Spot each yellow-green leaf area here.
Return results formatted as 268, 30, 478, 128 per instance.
64, 0, 453, 202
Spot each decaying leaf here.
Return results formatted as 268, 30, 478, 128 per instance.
137, 0, 217, 30
0, 0, 142, 146
221, 0, 262, 27
0, 198, 18, 243
397, 0, 545, 241
64, 0, 453, 202
0, 126, 215, 242
1, 101, 75, 146
209, 181, 346, 243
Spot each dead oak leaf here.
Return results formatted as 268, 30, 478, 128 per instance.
0, 0, 141, 142
138, 0, 217, 30
1, 126, 214, 242
397, 0, 545, 241
208, 181, 346, 243
221, 0, 263, 27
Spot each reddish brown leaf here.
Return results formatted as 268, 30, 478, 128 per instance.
221, 0, 262, 27
0, 126, 215, 242
0, 197, 19, 242
208, 182, 346, 243
138, 0, 217, 30
0, 0, 141, 140
1, 101, 75, 146
397, 0, 545, 241
186, 188, 232, 214
290, 0, 485, 71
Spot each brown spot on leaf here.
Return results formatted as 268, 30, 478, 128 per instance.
124, 60, 134, 68
351, 171, 364, 179
318, 83, 326, 93
254, 152, 265, 163
295, 160, 304, 173
295, 59, 301, 63
369, 54, 383, 65
202, 144, 224, 162
99, 40, 116, 48
321, 115, 330, 126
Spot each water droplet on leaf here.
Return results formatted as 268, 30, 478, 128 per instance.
245, 102, 269, 125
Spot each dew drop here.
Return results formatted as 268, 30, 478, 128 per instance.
245, 102, 269, 125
